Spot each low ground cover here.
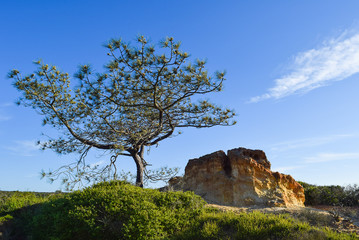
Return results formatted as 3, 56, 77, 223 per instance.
0, 181, 358, 240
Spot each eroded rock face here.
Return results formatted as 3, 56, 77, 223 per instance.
172, 147, 305, 208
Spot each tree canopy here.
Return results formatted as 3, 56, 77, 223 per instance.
9, 36, 236, 189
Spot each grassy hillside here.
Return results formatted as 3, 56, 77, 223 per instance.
0, 181, 358, 240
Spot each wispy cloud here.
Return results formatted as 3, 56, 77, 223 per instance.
0, 114, 11, 121
0, 102, 13, 107
5, 140, 39, 157
270, 134, 354, 152
0, 102, 13, 121
305, 152, 359, 163
250, 30, 359, 102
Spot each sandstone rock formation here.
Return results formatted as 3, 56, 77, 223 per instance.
171, 147, 305, 208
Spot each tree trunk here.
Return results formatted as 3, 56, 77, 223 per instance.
132, 152, 144, 187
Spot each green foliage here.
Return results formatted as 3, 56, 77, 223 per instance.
9, 35, 236, 188
0, 182, 356, 240
0, 191, 50, 213
173, 208, 357, 240
0, 214, 13, 223
293, 208, 334, 227
299, 181, 359, 206
0, 191, 58, 239
30, 181, 205, 240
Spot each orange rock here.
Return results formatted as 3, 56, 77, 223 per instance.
172, 147, 305, 208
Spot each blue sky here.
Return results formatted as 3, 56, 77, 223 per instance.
1, 1, 359, 191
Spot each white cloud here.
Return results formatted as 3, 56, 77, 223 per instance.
270, 134, 354, 152
0, 102, 13, 107
250, 30, 359, 102
0, 102, 13, 121
0, 114, 11, 121
305, 152, 359, 163
5, 140, 39, 157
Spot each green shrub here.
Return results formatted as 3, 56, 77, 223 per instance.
0, 214, 13, 223
293, 208, 333, 227
0, 191, 54, 239
1, 181, 357, 240
30, 181, 205, 240
173, 209, 357, 240
0, 191, 49, 214
299, 182, 359, 206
